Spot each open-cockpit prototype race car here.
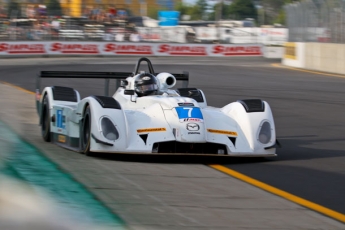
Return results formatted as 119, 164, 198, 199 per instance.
36, 57, 280, 156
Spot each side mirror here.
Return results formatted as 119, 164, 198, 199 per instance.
124, 90, 135, 95
188, 90, 200, 97
121, 80, 128, 87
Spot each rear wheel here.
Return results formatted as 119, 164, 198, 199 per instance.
41, 95, 51, 142
81, 106, 92, 156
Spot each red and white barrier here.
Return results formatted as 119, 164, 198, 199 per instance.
0, 42, 263, 57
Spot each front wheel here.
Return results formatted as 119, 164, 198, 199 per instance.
81, 106, 92, 156
41, 94, 51, 142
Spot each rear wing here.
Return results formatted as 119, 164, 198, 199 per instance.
36, 70, 189, 97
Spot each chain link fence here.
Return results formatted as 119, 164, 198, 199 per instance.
285, 0, 345, 43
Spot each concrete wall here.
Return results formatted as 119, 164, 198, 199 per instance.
282, 43, 305, 68
304, 43, 345, 74
283, 42, 345, 75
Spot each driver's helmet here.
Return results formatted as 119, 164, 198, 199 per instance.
134, 73, 158, 97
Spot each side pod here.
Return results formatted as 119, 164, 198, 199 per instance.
221, 100, 277, 154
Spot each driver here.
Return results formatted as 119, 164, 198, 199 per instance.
134, 73, 158, 97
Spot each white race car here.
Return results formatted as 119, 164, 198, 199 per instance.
36, 57, 280, 156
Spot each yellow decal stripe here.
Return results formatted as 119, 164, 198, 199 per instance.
207, 129, 237, 136
58, 135, 66, 143
137, 128, 166, 133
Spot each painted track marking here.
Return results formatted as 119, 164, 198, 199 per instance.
271, 63, 345, 79
209, 164, 345, 223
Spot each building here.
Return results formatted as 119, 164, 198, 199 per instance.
76, 0, 180, 17
3, 0, 180, 18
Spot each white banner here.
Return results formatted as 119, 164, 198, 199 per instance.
210, 44, 262, 56
48, 42, 101, 55
0, 42, 264, 57
155, 43, 208, 56
0, 42, 47, 55
102, 43, 155, 56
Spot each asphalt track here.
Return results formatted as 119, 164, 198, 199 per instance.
0, 56, 345, 229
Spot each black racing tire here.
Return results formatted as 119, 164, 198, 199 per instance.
81, 106, 92, 156
41, 94, 51, 142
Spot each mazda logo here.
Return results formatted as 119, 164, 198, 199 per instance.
186, 123, 199, 131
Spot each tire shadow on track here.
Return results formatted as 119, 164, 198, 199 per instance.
90, 153, 271, 164
88, 134, 345, 164
274, 136, 345, 162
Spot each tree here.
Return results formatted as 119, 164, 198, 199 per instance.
189, 4, 203, 20
260, 0, 296, 25
148, 6, 164, 19
46, 0, 63, 17
175, 2, 204, 20
175, 2, 192, 19
208, 2, 231, 21
195, 0, 208, 19
7, 0, 21, 18
228, 0, 258, 20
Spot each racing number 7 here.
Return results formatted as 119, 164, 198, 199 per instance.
183, 108, 193, 117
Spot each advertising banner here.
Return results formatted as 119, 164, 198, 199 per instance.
0, 41, 264, 57
210, 44, 262, 56
136, 27, 162, 42
160, 27, 187, 43
259, 28, 288, 45
156, 44, 208, 56
102, 43, 155, 55
158, 11, 180, 26
0, 42, 47, 55
48, 42, 101, 55
284, 42, 296, 60
218, 28, 287, 45
194, 27, 218, 42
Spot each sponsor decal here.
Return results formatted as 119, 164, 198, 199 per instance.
284, 42, 296, 60
207, 129, 238, 136
260, 28, 285, 36
188, 132, 200, 134
158, 44, 207, 56
183, 118, 203, 122
0, 43, 45, 54
178, 102, 194, 106
57, 128, 63, 133
176, 107, 203, 122
142, 76, 151, 80
137, 128, 166, 133
104, 43, 152, 55
56, 110, 65, 129
51, 43, 99, 54
58, 135, 66, 143
186, 123, 200, 131
212, 45, 262, 56
140, 33, 160, 40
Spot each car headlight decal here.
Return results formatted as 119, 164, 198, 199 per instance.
258, 121, 271, 144
101, 117, 119, 141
